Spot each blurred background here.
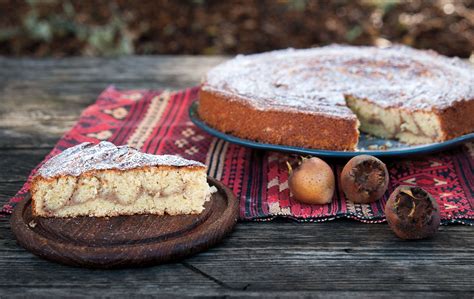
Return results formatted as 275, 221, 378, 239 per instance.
0, 0, 472, 58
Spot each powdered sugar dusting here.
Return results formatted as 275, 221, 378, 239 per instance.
37, 141, 205, 178
203, 45, 474, 115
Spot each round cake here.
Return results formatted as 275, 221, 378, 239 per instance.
198, 45, 474, 151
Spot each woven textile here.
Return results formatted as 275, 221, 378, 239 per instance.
3, 87, 474, 225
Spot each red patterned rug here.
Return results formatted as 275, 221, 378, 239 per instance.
3, 87, 474, 225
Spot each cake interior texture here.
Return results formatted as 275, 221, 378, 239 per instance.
31, 141, 215, 218
344, 95, 474, 145
32, 166, 213, 218
345, 96, 443, 145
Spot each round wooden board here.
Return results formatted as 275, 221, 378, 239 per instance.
10, 177, 238, 269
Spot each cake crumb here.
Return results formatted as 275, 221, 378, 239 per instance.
368, 145, 378, 150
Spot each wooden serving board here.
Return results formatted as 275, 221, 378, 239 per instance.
10, 177, 238, 269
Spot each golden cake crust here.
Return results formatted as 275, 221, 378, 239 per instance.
199, 89, 359, 150
435, 100, 474, 140
198, 45, 474, 150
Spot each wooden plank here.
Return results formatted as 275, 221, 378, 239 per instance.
0, 149, 49, 182
183, 221, 474, 293
1, 216, 472, 296
0, 289, 467, 298
0, 56, 227, 148
0, 56, 227, 91
0, 150, 49, 205
0, 182, 23, 200
0, 224, 222, 297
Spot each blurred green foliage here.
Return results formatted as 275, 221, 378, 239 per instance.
0, 0, 472, 57
7, 0, 133, 55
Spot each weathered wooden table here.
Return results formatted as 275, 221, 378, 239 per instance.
0, 56, 473, 297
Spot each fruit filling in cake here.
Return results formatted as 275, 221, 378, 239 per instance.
31, 142, 216, 218
344, 96, 444, 145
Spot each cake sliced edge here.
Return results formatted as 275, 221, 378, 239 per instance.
345, 96, 474, 145
30, 142, 216, 218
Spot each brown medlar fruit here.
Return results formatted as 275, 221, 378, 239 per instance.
288, 157, 335, 205
385, 185, 440, 240
340, 155, 389, 204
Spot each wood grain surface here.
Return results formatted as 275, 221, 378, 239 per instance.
0, 56, 473, 297
10, 177, 238, 269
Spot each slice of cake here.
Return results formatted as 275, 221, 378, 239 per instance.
31, 142, 215, 218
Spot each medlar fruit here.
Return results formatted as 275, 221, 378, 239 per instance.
288, 157, 335, 205
340, 155, 389, 203
385, 185, 440, 240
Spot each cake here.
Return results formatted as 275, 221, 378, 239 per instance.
31, 142, 215, 218
198, 45, 474, 150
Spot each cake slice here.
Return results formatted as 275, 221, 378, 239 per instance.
31, 141, 215, 218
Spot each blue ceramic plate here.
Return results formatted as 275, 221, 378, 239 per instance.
189, 102, 474, 158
